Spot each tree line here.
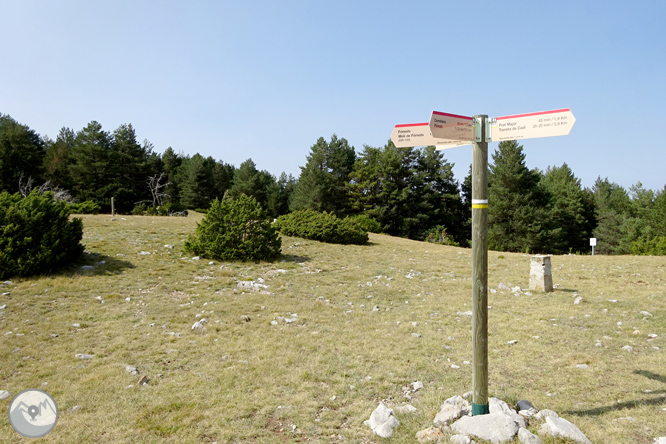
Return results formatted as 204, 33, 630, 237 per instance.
2, 112, 665, 255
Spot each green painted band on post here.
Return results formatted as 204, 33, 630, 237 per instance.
472, 403, 489, 416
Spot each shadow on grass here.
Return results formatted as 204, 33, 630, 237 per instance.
280, 254, 311, 263
565, 370, 666, 417
554, 288, 579, 293
65, 251, 135, 276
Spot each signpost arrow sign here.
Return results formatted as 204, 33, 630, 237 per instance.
391, 123, 470, 149
429, 111, 475, 142
491, 108, 576, 142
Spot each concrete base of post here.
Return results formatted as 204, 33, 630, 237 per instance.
529, 255, 553, 292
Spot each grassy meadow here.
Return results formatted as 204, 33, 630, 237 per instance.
0, 213, 665, 443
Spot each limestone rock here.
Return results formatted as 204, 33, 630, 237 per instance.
498, 283, 511, 291
0, 390, 11, 400
125, 365, 139, 375
654, 438, 666, 444
75, 353, 94, 360
452, 412, 519, 443
415, 426, 445, 442
518, 427, 542, 444
540, 416, 591, 444
364, 403, 399, 438
489, 397, 527, 428
534, 409, 559, 421
450, 434, 473, 444
395, 404, 418, 414
434, 395, 471, 426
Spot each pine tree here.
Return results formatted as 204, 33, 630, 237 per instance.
68, 121, 113, 205
179, 154, 215, 210
228, 158, 269, 206
540, 163, 594, 253
290, 135, 355, 215
592, 177, 631, 254
44, 127, 75, 190
0, 114, 45, 193
488, 140, 550, 253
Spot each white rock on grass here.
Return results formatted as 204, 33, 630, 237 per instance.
451, 412, 519, 443
125, 365, 139, 375
0, 390, 11, 400
364, 403, 399, 438
450, 434, 473, 444
75, 353, 94, 360
622, 345, 633, 352
540, 415, 591, 444
395, 404, 418, 414
415, 426, 445, 442
654, 438, 666, 444
518, 427, 542, 444
489, 397, 527, 428
434, 395, 470, 426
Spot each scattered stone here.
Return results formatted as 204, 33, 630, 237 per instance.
540, 415, 591, 444
192, 256, 200, 260
50, 334, 58, 338
508, 340, 518, 345
137, 251, 151, 256
450, 435, 473, 444
240, 315, 251, 322
412, 333, 422, 338
654, 438, 666, 444
71, 405, 81, 412
575, 364, 590, 369
416, 426, 445, 442
75, 353, 94, 360
457, 311, 473, 317
452, 411, 519, 443
648, 334, 659, 339
574, 296, 583, 305
237, 280, 269, 290
640, 311, 653, 317
138, 375, 149, 385
2, 281, 12, 285
0, 390, 11, 400
434, 395, 470, 426
270, 320, 278, 326
125, 365, 139, 375
0, 305, 6, 309
595, 342, 603, 348
402, 381, 424, 393
191, 320, 205, 330
364, 403, 399, 438
534, 409, 559, 421
512, 286, 523, 294
125, 297, 131, 302
208, 261, 215, 265
490, 397, 527, 428
1, 292, 9, 296
451, 364, 461, 369
395, 404, 418, 414
80, 265, 94, 270
622, 345, 633, 352
518, 427, 542, 444
164, 244, 173, 249
498, 283, 510, 291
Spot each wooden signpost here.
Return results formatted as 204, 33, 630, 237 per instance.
391, 108, 576, 416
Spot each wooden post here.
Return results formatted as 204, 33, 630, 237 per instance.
471, 115, 489, 415
111, 197, 115, 217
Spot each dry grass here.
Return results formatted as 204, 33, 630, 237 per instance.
0, 214, 665, 443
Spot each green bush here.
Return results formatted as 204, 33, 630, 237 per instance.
68, 200, 101, 214
424, 225, 459, 246
184, 195, 281, 261
131, 202, 188, 217
631, 236, 666, 255
0, 190, 84, 279
274, 210, 368, 245
345, 214, 383, 233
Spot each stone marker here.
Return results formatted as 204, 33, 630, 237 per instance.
529, 255, 553, 292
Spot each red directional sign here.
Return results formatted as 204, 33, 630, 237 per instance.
491, 108, 576, 142
391, 123, 470, 149
429, 111, 475, 141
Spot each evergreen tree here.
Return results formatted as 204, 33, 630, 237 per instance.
592, 177, 632, 254
109, 124, 154, 212
228, 158, 269, 206
540, 163, 595, 253
290, 135, 356, 215
161, 147, 183, 205
44, 127, 75, 190
488, 140, 550, 253
68, 121, 113, 206
0, 114, 45, 193
212, 161, 235, 200
179, 154, 215, 210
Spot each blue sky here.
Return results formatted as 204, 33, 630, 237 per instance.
2, 0, 665, 192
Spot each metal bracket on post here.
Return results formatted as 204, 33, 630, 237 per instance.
474, 116, 483, 142
486, 118, 495, 142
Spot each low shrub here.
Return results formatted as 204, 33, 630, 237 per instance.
424, 225, 459, 246
345, 214, 383, 233
131, 202, 188, 217
68, 200, 101, 214
631, 236, 666, 255
274, 210, 368, 245
184, 195, 281, 261
0, 190, 84, 279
